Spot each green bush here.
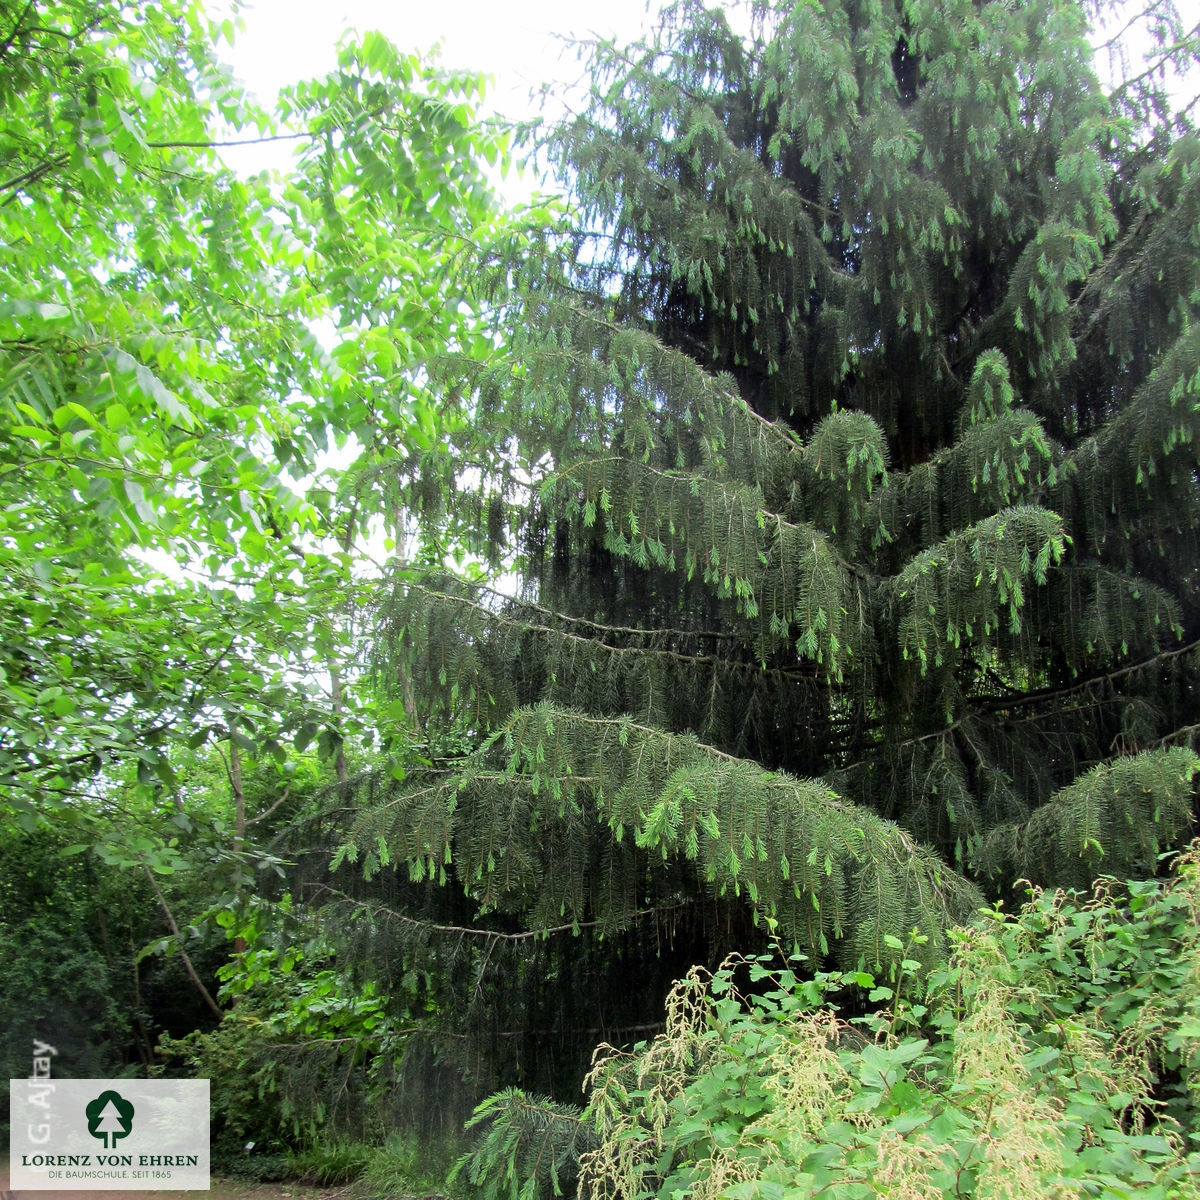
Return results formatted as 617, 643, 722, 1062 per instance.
458, 842, 1200, 1199
287, 1138, 372, 1187
0, 828, 149, 1115
155, 1015, 293, 1178
354, 1131, 469, 1199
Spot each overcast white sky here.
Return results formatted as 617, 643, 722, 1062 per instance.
221, 0, 669, 120
216, 1, 1195, 169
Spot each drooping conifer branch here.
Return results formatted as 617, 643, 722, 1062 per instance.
342, 703, 981, 967
975, 747, 1199, 885
374, 574, 827, 740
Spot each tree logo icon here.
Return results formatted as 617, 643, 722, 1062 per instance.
85, 1090, 135, 1149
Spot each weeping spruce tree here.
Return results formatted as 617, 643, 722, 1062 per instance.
316, 0, 1200, 1127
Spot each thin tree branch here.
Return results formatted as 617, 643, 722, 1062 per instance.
246, 786, 292, 826
978, 635, 1200, 715
834, 636, 1200, 772
0, 151, 69, 195
399, 580, 816, 679
1108, 23, 1200, 99
328, 499, 359, 786
314, 886, 690, 941
144, 132, 316, 150
0, 0, 35, 58
1152, 722, 1200, 749
143, 866, 223, 1020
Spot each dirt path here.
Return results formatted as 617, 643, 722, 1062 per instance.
2, 1160, 350, 1200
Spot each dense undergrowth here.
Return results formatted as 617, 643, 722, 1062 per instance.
77, 839, 1200, 1200
456, 842, 1200, 1200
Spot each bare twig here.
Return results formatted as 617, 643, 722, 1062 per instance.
246, 786, 292, 826
143, 866, 223, 1019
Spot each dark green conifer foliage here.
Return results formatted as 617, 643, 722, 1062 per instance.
333, 0, 1200, 1106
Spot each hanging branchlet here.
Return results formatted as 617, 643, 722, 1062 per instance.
340, 702, 981, 968
975, 746, 1199, 887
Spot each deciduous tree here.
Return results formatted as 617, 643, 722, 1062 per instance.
0, 0, 504, 843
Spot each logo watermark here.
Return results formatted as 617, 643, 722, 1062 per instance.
85, 1091, 134, 1150
9, 1079, 209, 1190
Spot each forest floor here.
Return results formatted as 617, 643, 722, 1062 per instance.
1, 1160, 350, 1200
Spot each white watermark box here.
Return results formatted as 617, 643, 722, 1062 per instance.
9, 1078, 209, 1190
